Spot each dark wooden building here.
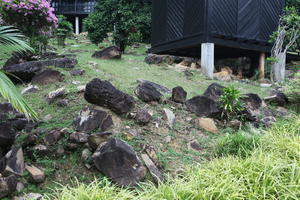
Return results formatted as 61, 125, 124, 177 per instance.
151, 0, 285, 78
51, 0, 97, 34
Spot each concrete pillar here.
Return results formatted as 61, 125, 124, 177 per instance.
259, 52, 265, 81
201, 43, 214, 79
75, 16, 80, 35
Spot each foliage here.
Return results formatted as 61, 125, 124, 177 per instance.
0, 25, 37, 120
214, 132, 260, 158
284, 72, 300, 105
219, 86, 245, 121
0, 25, 33, 53
84, 0, 151, 51
45, 117, 300, 200
54, 15, 73, 47
0, 0, 58, 53
270, 5, 300, 53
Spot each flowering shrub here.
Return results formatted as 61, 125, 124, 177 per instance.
0, 0, 58, 53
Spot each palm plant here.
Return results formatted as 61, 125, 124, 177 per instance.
0, 26, 38, 120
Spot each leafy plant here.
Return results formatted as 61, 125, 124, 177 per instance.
0, 26, 33, 53
219, 86, 245, 121
0, 26, 38, 120
54, 15, 73, 47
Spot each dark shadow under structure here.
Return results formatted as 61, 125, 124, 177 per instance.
150, 0, 286, 78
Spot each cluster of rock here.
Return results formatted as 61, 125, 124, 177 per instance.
0, 104, 44, 199
145, 53, 200, 68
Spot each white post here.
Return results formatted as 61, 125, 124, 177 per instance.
75, 16, 80, 35
273, 52, 286, 82
201, 43, 214, 79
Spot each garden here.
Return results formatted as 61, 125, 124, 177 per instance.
0, 0, 299, 199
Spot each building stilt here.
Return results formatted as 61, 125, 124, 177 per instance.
201, 43, 215, 79
75, 16, 80, 35
259, 52, 265, 80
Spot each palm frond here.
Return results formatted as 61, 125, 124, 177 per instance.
0, 70, 38, 120
0, 26, 34, 53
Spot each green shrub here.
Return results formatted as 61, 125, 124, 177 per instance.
54, 15, 73, 47
284, 72, 300, 105
84, 0, 151, 51
220, 86, 245, 121
45, 117, 300, 200
214, 132, 261, 158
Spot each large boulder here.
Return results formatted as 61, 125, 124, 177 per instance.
137, 79, 171, 94
32, 69, 64, 85
84, 78, 135, 114
135, 109, 152, 125
0, 175, 17, 198
92, 138, 146, 186
135, 82, 162, 102
242, 93, 262, 110
73, 107, 113, 133
264, 91, 288, 107
0, 148, 24, 176
92, 46, 121, 59
0, 122, 16, 149
203, 83, 225, 101
3, 57, 77, 82
172, 86, 187, 103
185, 96, 220, 117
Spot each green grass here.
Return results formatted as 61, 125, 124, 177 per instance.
44, 116, 300, 200
0, 38, 287, 198
214, 131, 261, 158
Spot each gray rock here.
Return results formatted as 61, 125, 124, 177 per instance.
32, 69, 64, 85
163, 108, 176, 127
44, 130, 62, 146
3, 57, 77, 83
81, 149, 92, 162
84, 78, 135, 114
135, 82, 162, 102
137, 79, 171, 94
92, 46, 121, 59
70, 132, 89, 144
25, 165, 45, 184
185, 96, 220, 117
88, 132, 112, 150
32, 145, 49, 156
45, 87, 66, 104
203, 83, 225, 101
264, 91, 288, 107
135, 109, 152, 125
92, 138, 146, 186
0, 122, 16, 149
70, 69, 85, 76
21, 85, 39, 95
242, 93, 262, 110
73, 107, 113, 133
13, 193, 42, 200
0, 175, 17, 198
172, 86, 187, 103
1, 148, 24, 176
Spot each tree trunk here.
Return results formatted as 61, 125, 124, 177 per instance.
272, 52, 286, 83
